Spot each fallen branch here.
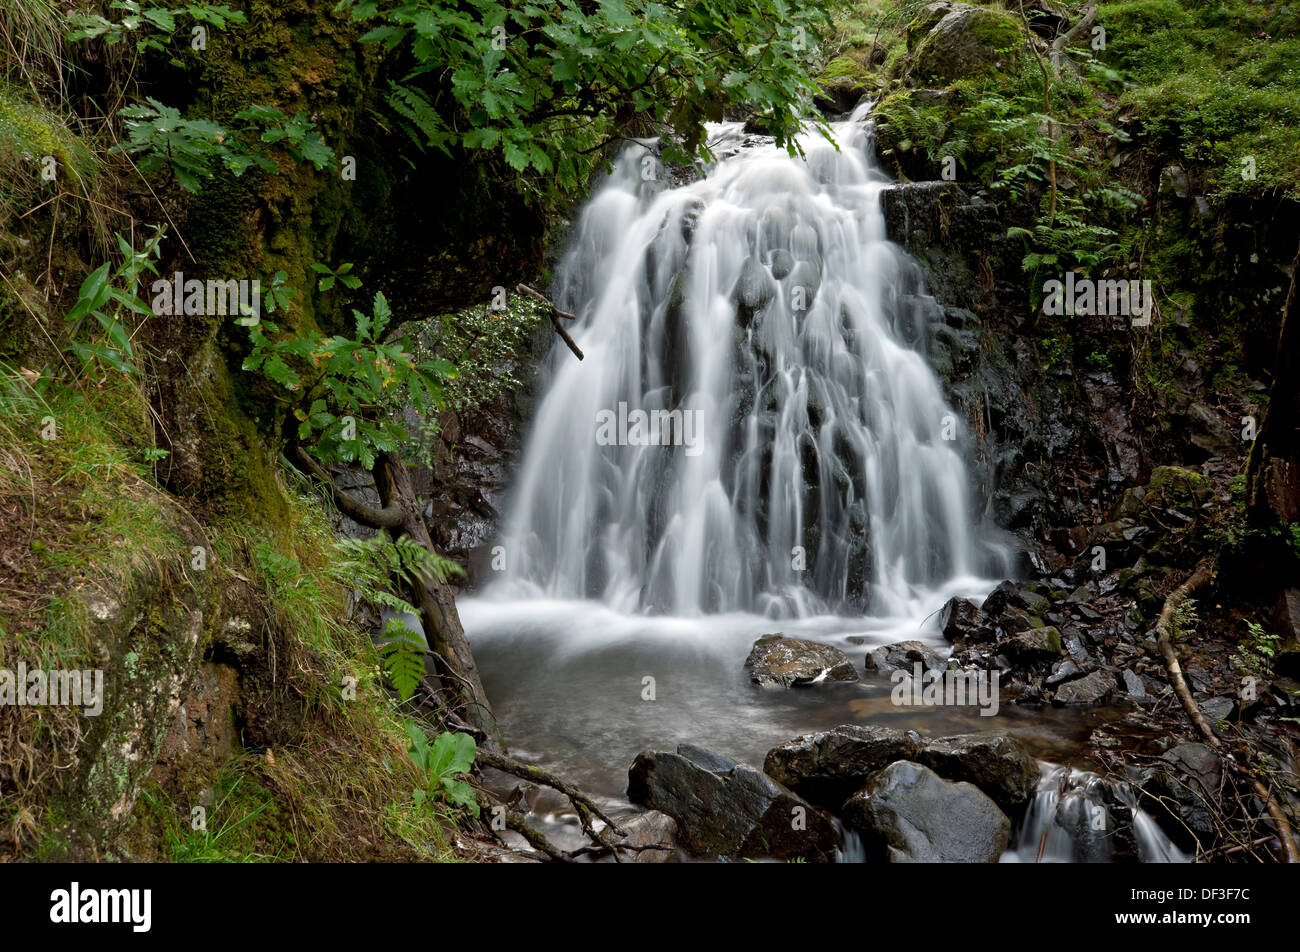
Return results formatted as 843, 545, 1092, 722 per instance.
517, 283, 584, 361
476, 747, 627, 841
1050, 1, 1098, 67
1154, 558, 1298, 863
516, 283, 576, 319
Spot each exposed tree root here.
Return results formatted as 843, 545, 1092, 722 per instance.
1154, 558, 1298, 862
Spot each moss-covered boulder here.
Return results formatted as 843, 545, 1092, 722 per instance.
1115, 465, 1214, 518
907, 3, 1024, 85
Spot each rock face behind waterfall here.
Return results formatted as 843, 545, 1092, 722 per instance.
627, 746, 840, 862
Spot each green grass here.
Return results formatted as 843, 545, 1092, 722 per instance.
0, 365, 465, 861
1098, 0, 1300, 198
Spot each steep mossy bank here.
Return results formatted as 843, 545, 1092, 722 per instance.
0, 372, 463, 861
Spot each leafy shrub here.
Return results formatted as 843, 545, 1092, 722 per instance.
113, 98, 334, 193
405, 721, 478, 817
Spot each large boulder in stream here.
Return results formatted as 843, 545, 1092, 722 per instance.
913, 733, 1039, 814
765, 726, 1038, 815
745, 634, 858, 688
843, 760, 1011, 862
627, 745, 840, 861
764, 725, 920, 807
863, 639, 947, 674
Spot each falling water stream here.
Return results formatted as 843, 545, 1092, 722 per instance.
460, 105, 1183, 861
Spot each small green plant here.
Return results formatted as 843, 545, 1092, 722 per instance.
243, 290, 453, 469
379, 622, 427, 703
310, 261, 362, 293
263, 270, 296, 315
113, 98, 334, 193
63, 227, 166, 378
334, 533, 464, 702
234, 105, 337, 171
1084, 351, 1114, 373
405, 720, 478, 817
141, 777, 279, 862
67, 1, 245, 63
1233, 619, 1279, 679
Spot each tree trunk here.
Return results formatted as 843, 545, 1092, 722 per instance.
373, 453, 504, 750
1246, 238, 1300, 526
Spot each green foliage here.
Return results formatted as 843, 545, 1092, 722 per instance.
141, 777, 278, 863
379, 620, 426, 703
1084, 351, 1114, 373
66, 1, 245, 64
263, 270, 296, 316
234, 105, 337, 171
335, 532, 463, 594
113, 98, 334, 193
338, 0, 837, 201
405, 720, 478, 817
1097, 0, 1300, 198
334, 533, 464, 702
310, 260, 362, 293
407, 294, 545, 416
1233, 619, 1279, 679
242, 291, 453, 470
63, 226, 166, 378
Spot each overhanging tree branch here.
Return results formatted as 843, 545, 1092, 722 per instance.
517, 283, 584, 360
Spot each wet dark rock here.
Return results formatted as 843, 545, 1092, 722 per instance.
1000, 626, 1063, 662
913, 733, 1039, 813
744, 635, 859, 688
608, 810, 681, 863
627, 745, 839, 861
1185, 402, 1238, 458
764, 725, 918, 807
1052, 668, 1115, 705
731, 256, 777, 327
1198, 696, 1235, 722
1122, 669, 1147, 698
864, 639, 947, 674
1045, 659, 1082, 687
938, 595, 992, 641
1275, 589, 1300, 678
982, 579, 1044, 617
996, 606, 1045, 634
1137, 743, 1222, 849
842, 761, 1010, 862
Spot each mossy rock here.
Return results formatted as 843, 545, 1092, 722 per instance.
1116, 465, 1213, 518
909, 4, 1024, 84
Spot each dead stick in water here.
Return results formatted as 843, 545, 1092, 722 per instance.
1154, 558, 1298, 863
516, 284, 583, 361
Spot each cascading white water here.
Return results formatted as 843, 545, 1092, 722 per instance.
1002, 763, 1190, 863
494, 104, 1010, 620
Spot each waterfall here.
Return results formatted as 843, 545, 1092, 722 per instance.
1001, 764, 1191, 863
492, 103, 1008, 621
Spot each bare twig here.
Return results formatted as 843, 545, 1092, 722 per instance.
516, 283, 584, 361
1155, 558, 1298, 863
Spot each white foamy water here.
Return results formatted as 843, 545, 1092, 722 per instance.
484, 104, 1011, 623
